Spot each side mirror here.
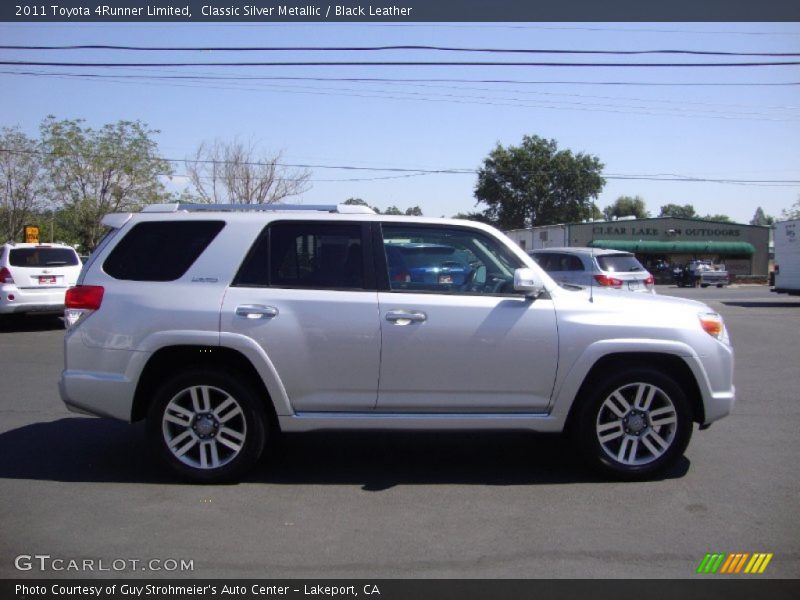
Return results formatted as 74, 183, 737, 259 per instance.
514, 267, 544, 297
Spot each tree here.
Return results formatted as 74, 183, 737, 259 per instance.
0, 126, 46, 242
185, 139, 310, 205
40, 116, 172, 250
474, 135, 605, 229
703, 214, 733, 223
404, 206, 423, 216
343, 197, 369, 207
602, 195, 649, 220
781, 197, 800, 220
383, 205, 403, 216
659, 203, 697, 219
749, 207, 775, 226
452, 210, 496, 224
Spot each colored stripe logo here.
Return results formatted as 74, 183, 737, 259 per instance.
696, 553, 773, 574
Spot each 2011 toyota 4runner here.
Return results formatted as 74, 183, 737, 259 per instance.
59, 203, 735, 482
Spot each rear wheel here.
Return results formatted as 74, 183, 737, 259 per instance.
576, 368, 693, 479
147, 369, 267, 483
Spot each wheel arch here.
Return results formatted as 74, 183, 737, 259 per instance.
131, 345, 279, 430
562, 352, 704, 435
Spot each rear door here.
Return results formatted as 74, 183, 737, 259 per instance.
221, 221, 381, 412
376, 223, 558, 413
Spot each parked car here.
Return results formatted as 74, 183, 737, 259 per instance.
528, 247, 655, 293
0, 242, 82, 315
60, 203, 734, 483
674, 260, 730, 289
385, 243, 474, 287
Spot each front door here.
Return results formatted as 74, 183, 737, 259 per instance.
376, 223, 558, 413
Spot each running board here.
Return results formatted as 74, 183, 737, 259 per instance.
278, 411, 561, 433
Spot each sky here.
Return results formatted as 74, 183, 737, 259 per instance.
1, 21, 799, 224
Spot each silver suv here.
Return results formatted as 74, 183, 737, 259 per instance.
529, 247, 655, 293
60, 204, 735, 482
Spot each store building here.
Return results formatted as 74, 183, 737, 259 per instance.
505, 217, 770, 277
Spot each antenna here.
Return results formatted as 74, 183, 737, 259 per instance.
589, 242, 595, 303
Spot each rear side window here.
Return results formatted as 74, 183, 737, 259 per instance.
9, 247, 79, 267
532, 253, 583, 272
103, 221, 224, 281
235, 221, 368, 290
596, 254, 645, 273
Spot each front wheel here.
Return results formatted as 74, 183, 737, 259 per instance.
147, 369, 268, 483
575, 368, 693, 480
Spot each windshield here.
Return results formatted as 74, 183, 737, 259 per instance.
9, 247, 79, 267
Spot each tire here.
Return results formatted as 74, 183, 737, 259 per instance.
575, 368, 693, 480
147, 369, 268, 483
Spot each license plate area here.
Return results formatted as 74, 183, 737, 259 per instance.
627, 281, 640, 290
39, 276, 57, 284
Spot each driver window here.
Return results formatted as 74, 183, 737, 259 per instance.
381, 224, 523, 296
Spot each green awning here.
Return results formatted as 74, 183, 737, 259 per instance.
588, 240, 755, 256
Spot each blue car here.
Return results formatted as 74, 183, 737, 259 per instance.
385, 243, 474, 286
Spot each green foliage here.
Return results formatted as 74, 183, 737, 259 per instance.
40, 116, 171, 250
474, 135, 605, 229
452, 210, 496, 224
0, 126, 47, 242
703, 214, 733, 223
602, 195, 649, 220
347, 199, 423, 216
781, 197, 800, 220
658, 203, 697, 219
749, 207, 775, 226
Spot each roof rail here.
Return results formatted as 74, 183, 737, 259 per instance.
141, 203, 375, 214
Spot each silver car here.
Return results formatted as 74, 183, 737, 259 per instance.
529, 247, 655, 293
59, 204, 733, 483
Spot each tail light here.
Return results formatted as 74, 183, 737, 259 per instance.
392, 271, 411, 283
774, 264, 780, 275
594, 274, 623, 288
64, 285, 104, 328
644, 275, 655, 289
0, 267, 14, 284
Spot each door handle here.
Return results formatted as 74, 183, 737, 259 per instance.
236, 305, 279, 319
385, 310, 427, 324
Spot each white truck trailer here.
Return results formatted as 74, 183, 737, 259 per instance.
772, 219, 800, 296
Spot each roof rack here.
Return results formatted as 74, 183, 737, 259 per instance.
141, 203, 376, 215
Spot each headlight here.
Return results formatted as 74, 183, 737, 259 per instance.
699, 312, 729, 344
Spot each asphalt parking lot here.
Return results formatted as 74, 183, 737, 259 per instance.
0, 285, 798, 579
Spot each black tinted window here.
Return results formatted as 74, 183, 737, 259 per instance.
9, 247, 79, 267
236, 222, 366, 290
104, 221, 224, 281
531, 253, 583, 272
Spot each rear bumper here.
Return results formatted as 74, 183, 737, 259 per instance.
0, 285, 67, 314
59, 370, 137, 421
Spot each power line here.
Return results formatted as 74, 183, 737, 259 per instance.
5, 69, 795, 121
3, 44, 800, 57
3, 147, 798, 186
3, 60, 800, 68
3, 69, 798, 87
